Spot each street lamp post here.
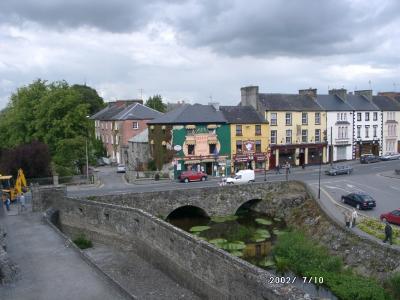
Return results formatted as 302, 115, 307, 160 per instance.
318, 150, 322, 199
85, 137, 89, 182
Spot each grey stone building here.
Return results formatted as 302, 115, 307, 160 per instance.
125, 128, 151, 182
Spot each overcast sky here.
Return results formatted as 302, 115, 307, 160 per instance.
1, 0, 399, 109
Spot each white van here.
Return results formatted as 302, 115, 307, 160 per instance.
226, 169, 255, 184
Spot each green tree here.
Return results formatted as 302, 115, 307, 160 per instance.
71, 84, 106, 115
0, 79, 106, 176
145, 94, 166, 112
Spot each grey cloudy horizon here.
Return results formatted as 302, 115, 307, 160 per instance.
0, 0, 399, 109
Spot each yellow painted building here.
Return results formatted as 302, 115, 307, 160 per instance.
240, 86, 327, 169
220, 106, 269, 173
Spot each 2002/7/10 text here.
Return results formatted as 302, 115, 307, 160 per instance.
268, 277, 324, 284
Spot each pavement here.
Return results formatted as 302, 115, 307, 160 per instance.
0, 205, 129, 300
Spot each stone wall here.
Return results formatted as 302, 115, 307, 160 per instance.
83, 181, 306, 218
0, 225, 17, 284
43, 195, 311, 300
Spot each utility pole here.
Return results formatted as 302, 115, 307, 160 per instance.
330, 126, 333, 165
138, 88, 144, 101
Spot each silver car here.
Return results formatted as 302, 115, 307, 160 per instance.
325, 165, 353, 176
380, 152, 400, 161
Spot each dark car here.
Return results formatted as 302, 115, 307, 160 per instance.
341, 193, 376, 210
178, 171, 207, 183
380, 209, 400, 225
325, 165, 353, 176
360, 154, 380, 164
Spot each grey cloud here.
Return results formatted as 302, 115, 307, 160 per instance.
171, 0, 400, 57
0, 0, 182, 32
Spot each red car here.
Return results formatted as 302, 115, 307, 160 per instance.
178, 171, 207, 183
380, 209, 400, 225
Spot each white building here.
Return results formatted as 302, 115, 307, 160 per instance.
373, 93, 400, 154
317, 89, 354, 162
348, 90, 382, 158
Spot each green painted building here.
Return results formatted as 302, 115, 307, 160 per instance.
147, 103, 231, 178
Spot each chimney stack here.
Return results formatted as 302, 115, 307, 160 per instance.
209, 102, 220, 111
355, 90, 373, 102
299, 88, 317, 98
329, 88, 347, 101
241, 86, 259, 111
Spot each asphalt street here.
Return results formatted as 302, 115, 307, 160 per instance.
68, 160, 400, 219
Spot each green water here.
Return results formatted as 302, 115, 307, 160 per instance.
167, 210, 286, 266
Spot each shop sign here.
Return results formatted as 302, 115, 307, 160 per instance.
174, 145, 182, 151
243, 141, 255, 153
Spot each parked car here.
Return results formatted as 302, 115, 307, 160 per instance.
226, 169, 255, 184
117, 164, 126, 173
325, 165, 353, 176
341, 193, 376, 210
380, 209, 400, 225
380, 152, 400, 161
178, 171, 207, 183
360, 154, 380, 164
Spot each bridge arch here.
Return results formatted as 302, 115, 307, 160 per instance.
166, 205, 210, 221
234, 199, 262, 215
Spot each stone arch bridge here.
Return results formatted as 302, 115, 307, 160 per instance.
84, 181, 308, 218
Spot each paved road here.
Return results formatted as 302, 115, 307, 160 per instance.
0, 210, 129, 300
68, 160, 400, 220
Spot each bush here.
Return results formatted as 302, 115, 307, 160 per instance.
273, 231, 391, 300
154, 173, 160, 181
147, 159, 157, 171
385, 273, 400, 300
73, 234, 93, 249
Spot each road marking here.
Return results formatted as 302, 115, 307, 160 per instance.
390, 186, 400, 191
320, 187, 369, 218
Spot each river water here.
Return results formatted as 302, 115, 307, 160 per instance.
167, 206, 337, 299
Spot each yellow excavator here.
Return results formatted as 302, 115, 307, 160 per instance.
0, 168, 28, 202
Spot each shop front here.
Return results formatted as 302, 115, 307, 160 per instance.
355, 140, 380, 158
278, 147, 296, 166
179, 155, 229, 177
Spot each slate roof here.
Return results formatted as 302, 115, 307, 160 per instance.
372, 96, 400, 111
113, 103, 162, 120
258, 93, 323, 111
128, 128, 148, 143
90, 105, 126, 120
90, 103, 162, 121
148, 104, 227, 124
346, 94, 379, 111
316, 95, 353, 111
219, 106, 267, 124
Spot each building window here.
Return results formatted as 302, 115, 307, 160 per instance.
236, 125, 242, 136
236, 140, 242, 153
357, 113, 362, 121
286, 130, 292, 144
186, 128, 194, 135
365, 125, 370, 138
132, 122, 139, 129
209, 143, 217, 155
373, 112, 378, 121
255, 140, 261, 152
365, 112, 370, 121
315, 112, 321, 125
255, 124, 261, 136
270, 113, 277, 126
357, 126, 361, 138
188, 144, 195, 155
302, 112, 308, 125
285, 113, 292, 126
337, 113, 340, 121
301, 129, 308, 143
390, 112, 395, 120
208, 128, 216, 134
315, 129, 321, 142
271, 131, 277, 144
373, 125, 377, 138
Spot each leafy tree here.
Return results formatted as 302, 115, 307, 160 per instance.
0, 79, 106, 176
145, 94, 166, 113
71, 84, 106, 115
0, 141, 51, 178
